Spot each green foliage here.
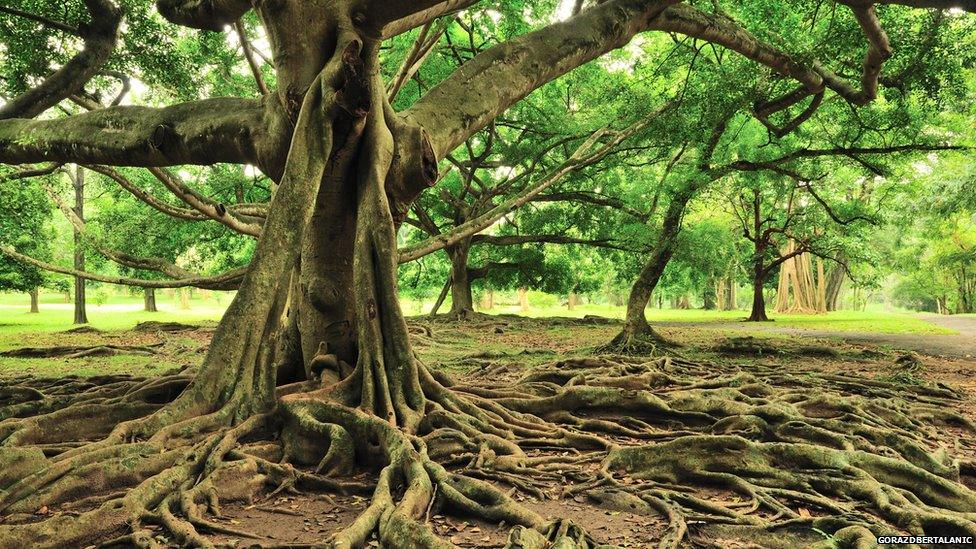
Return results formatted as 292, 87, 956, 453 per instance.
0, 173, 52, 292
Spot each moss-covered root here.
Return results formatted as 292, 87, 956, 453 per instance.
605, 435, 976, 543
506, 519, 616, 548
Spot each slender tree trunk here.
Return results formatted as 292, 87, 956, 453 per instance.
479, 288, 494, 310
747, 256, 770, 322
429, 277, 450, 316
29, 288, 39, 313
446, 242, 474, 319
568, 292, 578, 310
518, 287, 530, 312
144, 288, 157, 312
615, 185, 695, 343
703, 285, 716, 310
73, 166, 88, 325
825, 263, 845, 311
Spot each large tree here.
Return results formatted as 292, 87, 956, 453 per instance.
2, 1, 976, 547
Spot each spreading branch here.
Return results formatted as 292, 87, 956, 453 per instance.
0, 97, 289, 178
0, 0, 122, 120
155, 0, 252, 31
407, 0, 679, 158
399, 111, 662, 263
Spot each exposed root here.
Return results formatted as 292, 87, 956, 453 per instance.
2, 350, 975, 547
0, 344, 161, 359
133, 321, 199, 333
597, 327, 681, 357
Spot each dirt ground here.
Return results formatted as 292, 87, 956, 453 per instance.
3, 314, 975, 547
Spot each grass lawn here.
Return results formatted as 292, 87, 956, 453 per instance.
401, 296, 954, 335
0, 291, 227, 337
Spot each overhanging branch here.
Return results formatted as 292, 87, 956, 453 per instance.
0, 97, 289, 177
0, 0, 122, 120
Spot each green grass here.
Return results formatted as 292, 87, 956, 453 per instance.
0, 291, 226, 338
0, 290, 226, 378
401, 296, 955, 335
0, 289, 960, 380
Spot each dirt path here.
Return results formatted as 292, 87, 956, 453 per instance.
658, 314, 976, 360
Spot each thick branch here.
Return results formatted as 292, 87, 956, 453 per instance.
379, 0, 479, 38
0, 97, 289, 177
148, 168, 262, 236
468, 260, 533, 280
407, 0, 679, 158
0, 0, 122, 120
155, 0, 251, 31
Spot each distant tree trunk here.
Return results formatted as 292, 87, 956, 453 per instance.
614, 184, 694, 344
179, 288, 191, 310
678, 295, 691, 309
445, 243, 475, 319
29, 288, 39, 313
824, 255, 846, 311
428, 277, 450, 316
959, 267, 973, 314
483, 289, 494, 310
567, 292, 578, 310
144, 288, 158, 313
747, 251, 770, 322
73, 166, 88, 325
703, 285, 716, 310
722, 279, 738, 311
518, 287, 530, 312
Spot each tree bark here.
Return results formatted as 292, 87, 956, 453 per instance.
445, 242, 474, 319
518, 287, 530, 312
616, 184, 694, 341
747, 268, 770, 322
480, 288, 494, 310
703, 285, 716, 310
73, 166, 88, 325
825, 262, 845, 312
29, 288, 39, 314
144, 288, 158, 313
568, 292, 579, 310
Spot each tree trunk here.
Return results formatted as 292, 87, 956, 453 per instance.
480, 288, 494, 310
721, 278, 738, 311
518, 287, 530, 312
615, 185, 694, 344
428, 277, 450, 316
446, 242, 474, 319
29, 288, 39, 313
746, 256, 769, 322
825, 262, 845, 311
179, 288, 190, 310
144, 288, 157, 313
73, 166, 88, 325
568, 291, 578, 310
703, 285, 716, 310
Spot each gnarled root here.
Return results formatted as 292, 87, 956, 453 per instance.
2, 351, 976, 547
